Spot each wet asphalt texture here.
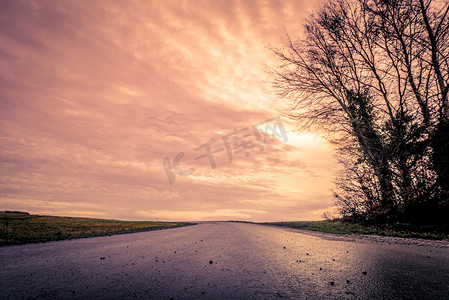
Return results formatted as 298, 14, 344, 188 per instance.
1, 222, 449, 299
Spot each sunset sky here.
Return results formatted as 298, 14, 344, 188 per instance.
0, 0, 338, 222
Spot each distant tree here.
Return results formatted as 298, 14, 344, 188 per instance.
271, 0, 449, 224
321, 210, 336, 221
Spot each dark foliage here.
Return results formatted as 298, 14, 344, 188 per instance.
272, 0, 449, 226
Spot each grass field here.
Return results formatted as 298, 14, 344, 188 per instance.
263, 220, 449, 240
0, 212, 193, 246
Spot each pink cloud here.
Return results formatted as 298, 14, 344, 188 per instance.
0, 0, 334, 221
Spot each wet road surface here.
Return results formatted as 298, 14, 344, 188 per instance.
1, 222, 449, 299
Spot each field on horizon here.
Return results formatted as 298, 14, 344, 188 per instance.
0, 211, 192, 246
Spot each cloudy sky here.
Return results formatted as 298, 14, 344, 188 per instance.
0, 0, 337, 222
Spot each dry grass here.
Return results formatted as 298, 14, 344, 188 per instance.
264, 220, 449, 240
0, 212, 193, 246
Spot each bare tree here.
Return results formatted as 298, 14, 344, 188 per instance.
271, 0, 449, 224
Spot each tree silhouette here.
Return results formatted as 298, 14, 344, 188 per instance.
272, 0, 449, 224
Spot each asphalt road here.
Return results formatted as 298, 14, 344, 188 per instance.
1, 222, 449, 299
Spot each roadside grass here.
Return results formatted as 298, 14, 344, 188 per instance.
262, 220, 449, 240
0, 212, 194, 246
